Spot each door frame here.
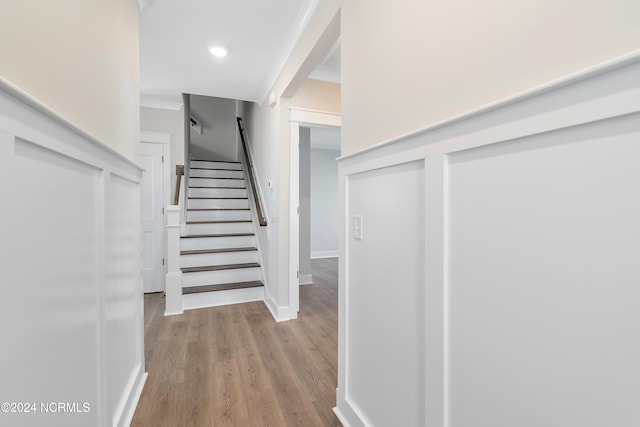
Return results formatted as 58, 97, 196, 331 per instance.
140, 131, 171, 281
289, 108, 341, 314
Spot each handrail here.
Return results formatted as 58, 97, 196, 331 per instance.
173, 165, 184, 205
236, 117, 267, 226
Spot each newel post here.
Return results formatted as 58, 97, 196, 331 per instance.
165, 205, 183, 315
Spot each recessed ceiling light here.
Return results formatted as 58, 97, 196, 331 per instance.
209, 46, 228, 58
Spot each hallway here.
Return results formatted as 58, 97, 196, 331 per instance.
132, 258, 340, 426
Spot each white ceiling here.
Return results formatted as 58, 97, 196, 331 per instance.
139, 0, 319, 108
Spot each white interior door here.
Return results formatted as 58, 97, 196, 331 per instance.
140, 142, 165, 293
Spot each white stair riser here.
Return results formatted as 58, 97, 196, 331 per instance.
187, 209, 251, 222
188, 198, 249, 209
180, 251, 258, 268
186, 222, 253, 235
191, 160, 242, 170
181, 235, 256, 251
189, 187, 247, 198
182, 267, 262, 286
190, 178, 245, 188
182, 286, 264, 311
190, 169, 244, 179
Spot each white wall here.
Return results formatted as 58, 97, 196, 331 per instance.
0, 0, 140, 161
310, 148, 339, 258
341, 0, 640, 155
0, 2, 144, 426
335, 54, 640, 427
0, 83, 145, 427
190, 95, 238, 162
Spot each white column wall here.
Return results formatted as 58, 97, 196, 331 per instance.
335, 53, 640, 427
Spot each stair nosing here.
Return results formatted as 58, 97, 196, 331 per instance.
188, 177, 244, 180
181, 233, 254, 239
181, 247, 258, 255
189, 186, 247, 189
190, 167, 244, 172
181, 262, 260, 273
187, 208, 250, 211
191, 159, 242, 164
187, 220, 252, 224
182, 280, 263, 295
188, 196, 248, 200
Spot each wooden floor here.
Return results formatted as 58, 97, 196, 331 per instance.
132, 258, 341, 427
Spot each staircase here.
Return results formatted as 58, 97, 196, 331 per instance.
180, 158, 264, 310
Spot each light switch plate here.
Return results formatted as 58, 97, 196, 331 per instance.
353, 215, 363, 240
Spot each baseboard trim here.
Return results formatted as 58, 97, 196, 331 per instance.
263, 289, 298, 322
300, 273, 313, 285
114, 367, 147, 427
311, 250, 339, 259
334, 390, 369, 427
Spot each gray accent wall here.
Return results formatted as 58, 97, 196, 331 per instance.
310, 147, 340, 258
299, 127, 312, 280
190, 95, 238, 161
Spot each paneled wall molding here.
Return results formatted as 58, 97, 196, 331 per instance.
336, 53, 640, 427
1, 79, 145, 427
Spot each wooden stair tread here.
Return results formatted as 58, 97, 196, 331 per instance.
181, 247, 257, 255
191, 159, 242, 164
188, 177, 244, 180
187, 220, 252, 224
188, 209, 250, 212
189, 186, 247, 189
181, 233, 254, 239
190, 167, 243, 172
189, 196, 248, 200
181, 263, 260, 273
182, 281, 263, 295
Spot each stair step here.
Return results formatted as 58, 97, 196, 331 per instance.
182, 280, 263, 295
186, 221, 253, 235
189, 187, 248, 198
191, 159, 242, 164
182, 281, 264, 310
190, 169, 244, 179
181, 247, 257, 255
190, 167, 242, 172
188, 208, 250, 211
190, 160, 243, 170
189, 176, 243, 180
182, 263, 260, 273
181, 233, 254, 239
187, 209, 251, 222
186, 220, 252, 224
189, 196, 248, 199
181, 233, 256, 251
181, 262, 262, 286
189, 186, 247, 189
188, 198, 249, 209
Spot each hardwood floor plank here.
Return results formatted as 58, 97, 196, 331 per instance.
132, 258, 340, 426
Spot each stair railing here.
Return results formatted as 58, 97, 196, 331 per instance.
236, 117, 267, 226
173, 165, 184, 205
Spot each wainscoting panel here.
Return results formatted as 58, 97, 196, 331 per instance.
335, 52, 640, 427
0, 80, 144, 427
447, 115, 640, 427
346, 161, 426, 427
